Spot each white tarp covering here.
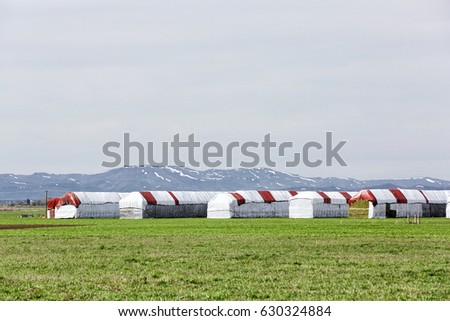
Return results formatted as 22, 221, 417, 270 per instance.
351, 189, 449, 205
73, 192, 128, 204
398, 189, 428, 204
172, 191, 218, 205
420, 190, 450, 218
349, 189, 450, 219
55, 192, 129, 219
119, 191, 220, 219
54, 205, 78, 219
207, 190, 297, 219
368, 203, 423, 219
447, 196, 450, 218
119, 192, 148, 211
420, 190, 450, 204
364, 189, 425, 219
365, 190, 397, 204
289, 191, 355, 218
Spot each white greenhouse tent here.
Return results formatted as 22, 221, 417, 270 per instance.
349, 189, 450, 219
289, 191, 356, 218
119, 191, 220, 219
419, 190, 450, 217
54, 192, 129, 219
207, 190, 298, 219
447, 196, 450, 218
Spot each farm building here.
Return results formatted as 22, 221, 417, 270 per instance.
419, 190, 450, 217
119, 191, 220, 219
46, 197, 61, 219
207, 190, 298, 219
55, 192, 129, 219
289, 191, 355, 218
349, 189, 450, 219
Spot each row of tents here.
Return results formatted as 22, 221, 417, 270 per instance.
47, 189, 450, 219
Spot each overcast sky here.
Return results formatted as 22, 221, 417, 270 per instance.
1, 0, 449, 179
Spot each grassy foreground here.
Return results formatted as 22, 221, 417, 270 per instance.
0, 212, 449, 301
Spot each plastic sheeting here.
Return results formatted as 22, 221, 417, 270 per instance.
350, 189, 395, 205
420, 190, 450, 204
368, 203, 423, 219
57, 192, 128, 208
420, 191, 450, 217
291, 191, 355, 205
55, 192, 129, 219
119, 191, 220, 219
289, 191, 356, 218
422, 203, 447, 218
349, 189, 450, 219
54, 205, 78, 219
207, 190, 297, 219
120, 191, 219, 209
349, 189, 443, 206
447, 197, 450, 218
238, 190, 296, 203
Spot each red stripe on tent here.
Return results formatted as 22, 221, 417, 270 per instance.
289, 190, 298, 196
339, 192, 352, 204
389, 189, 407, 204
168, 191, 180, 206
366, 190, 378, 206
317, 191, 331, 204
141, 192, 158, 205
258, 191, 276, 203
418, 190, 429, 204
231, 192, 246, 206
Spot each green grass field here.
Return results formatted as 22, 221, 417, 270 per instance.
0, 206, 449, 301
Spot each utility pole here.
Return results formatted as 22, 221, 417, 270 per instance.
45, 190, 48, 219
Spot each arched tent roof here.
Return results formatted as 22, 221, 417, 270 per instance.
57, 192, 128, 208
207, 190, 298, 219
289, 191, 355, 219
419, 190, 450, 204
348, 189, 449, 206
290, 191, 356, 204
226, 190, 298, 205
55, 192, 129, 219
120, 191, 220, 210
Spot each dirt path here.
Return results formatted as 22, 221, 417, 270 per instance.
0, 224, 86, 230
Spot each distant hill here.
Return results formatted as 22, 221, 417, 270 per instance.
1, 166, 450, 200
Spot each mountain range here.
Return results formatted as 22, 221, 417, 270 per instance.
1, 166, 450, 200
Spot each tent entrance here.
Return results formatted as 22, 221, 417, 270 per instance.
386, 203, 397, 218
